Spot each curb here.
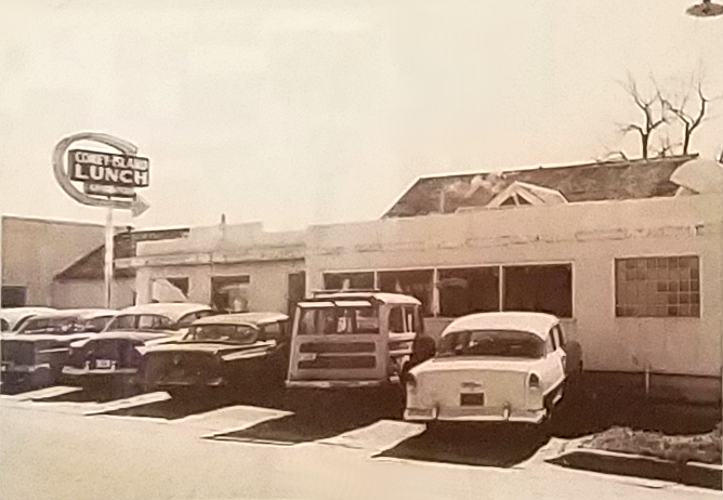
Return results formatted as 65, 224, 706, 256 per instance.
547, 447, 722, 490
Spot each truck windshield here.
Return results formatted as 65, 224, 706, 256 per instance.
437, 329, 545, 359
298, 306, 379, 335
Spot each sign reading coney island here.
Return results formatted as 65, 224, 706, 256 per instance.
69, 149, 150, 187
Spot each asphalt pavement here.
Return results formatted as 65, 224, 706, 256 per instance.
0, 384, 720, 500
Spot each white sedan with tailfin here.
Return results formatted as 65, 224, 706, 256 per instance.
404, 312, 581, 425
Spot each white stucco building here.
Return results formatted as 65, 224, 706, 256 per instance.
118, 155, 722, 402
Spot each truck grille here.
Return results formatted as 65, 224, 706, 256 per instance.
298, 355, 376, 370
145, 352, 215, 384
1, 340, 36, 365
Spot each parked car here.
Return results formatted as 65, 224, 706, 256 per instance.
403, 312, 582, 426
141, 312, 290, 398
0, 309, 116, 387
286, 291, 423, 390
62, 302, 215, 389
0, 307, 56, 333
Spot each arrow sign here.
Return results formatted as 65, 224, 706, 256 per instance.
131, 195, 150, 217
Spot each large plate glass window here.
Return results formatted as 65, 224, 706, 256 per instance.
502, 264, 573, 318
211, 275, 250, 313
323, 272, 374, 291
378, 269, 434, 316
438, 267, 500, 317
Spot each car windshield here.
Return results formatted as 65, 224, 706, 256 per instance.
437, 329, 546, 359
184, 324, 258, 344
298, 306, 379, 335
19, 316, 82, 335
105, 314, 174, 331
81, 316, 113, 333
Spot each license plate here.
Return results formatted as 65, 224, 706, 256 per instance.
460, 393, 485, 406
96, 359, 113, 369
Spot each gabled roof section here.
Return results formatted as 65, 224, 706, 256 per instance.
383, 155, 697, 218
54, 228, 189, 281
482, 181, 568, 209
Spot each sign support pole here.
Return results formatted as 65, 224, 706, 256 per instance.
104, 206, 114, 308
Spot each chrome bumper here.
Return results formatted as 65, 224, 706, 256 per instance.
1, 363, 50, 374
62, 366, 138, 376
285, 379, 388, 389
404, 406, 547, 424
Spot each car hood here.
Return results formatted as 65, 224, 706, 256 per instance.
410, 356, 545, 376
2, 333, 92, 344
69, 331, 175, 349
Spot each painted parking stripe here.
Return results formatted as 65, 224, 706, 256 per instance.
83, 391, 170, 416
199, 406, 293, 437
315, 420, 425, 452
5, 385, 82, 401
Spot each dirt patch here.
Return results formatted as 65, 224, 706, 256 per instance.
582, 423, 722, 465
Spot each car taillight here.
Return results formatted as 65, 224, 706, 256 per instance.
528, 373, 540, 389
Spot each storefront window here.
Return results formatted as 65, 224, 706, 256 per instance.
378, 269, 434, 316
502, 264, 572, 318
323, 272, 374, 290
211, 275, 250, 313
438, 267, 500, 317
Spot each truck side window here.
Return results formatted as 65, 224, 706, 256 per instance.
389, 307, 404, 333
404, 306, 417, 332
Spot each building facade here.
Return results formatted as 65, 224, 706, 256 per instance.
1, 216, 107, 307
119, 156, 722, 402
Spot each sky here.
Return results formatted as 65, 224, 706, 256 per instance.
1, 0, 722, 231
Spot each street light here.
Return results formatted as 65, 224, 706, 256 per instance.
686, 0, 723, 16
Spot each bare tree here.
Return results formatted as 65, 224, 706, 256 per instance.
618, 74, 666, 159
653, 134, 680, 158
660, 80, 709, 155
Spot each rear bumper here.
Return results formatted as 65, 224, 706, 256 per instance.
150, 378, 225, 390
61, 366, 139, 386
404, 406, 547, 424
285, 379, 389, 390
1, 363, 50, 374
1, 363, 52, 386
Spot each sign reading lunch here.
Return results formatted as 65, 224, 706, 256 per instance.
69, 149, 150, 188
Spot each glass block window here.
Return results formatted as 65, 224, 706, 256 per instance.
615, 256, 700, 317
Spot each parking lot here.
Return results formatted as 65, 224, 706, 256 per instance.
1, 379, 720, 499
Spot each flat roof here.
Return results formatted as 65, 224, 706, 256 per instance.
304, 292, 421, 305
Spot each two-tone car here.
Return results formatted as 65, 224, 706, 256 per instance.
403, 312, 582, 427
0, 309, 116, 387
62, 302, 215, 390
141, 312, 290, 398
0, 307, 57, 333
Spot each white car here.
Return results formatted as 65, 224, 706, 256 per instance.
404, 312, 581, 425
0, 307, 57, 333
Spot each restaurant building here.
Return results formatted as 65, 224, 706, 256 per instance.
123, 155, 722, 402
